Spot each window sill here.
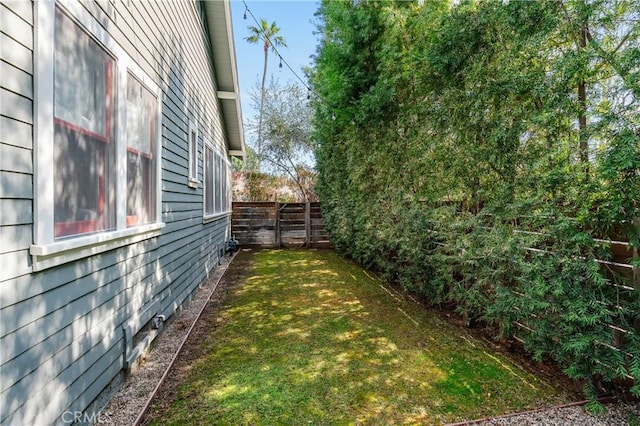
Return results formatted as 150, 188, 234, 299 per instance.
30, 222, 165, 271
187, 178, 199, 189
203, 211, 231, 224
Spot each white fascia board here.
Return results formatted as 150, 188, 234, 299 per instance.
217, 91, 238, 100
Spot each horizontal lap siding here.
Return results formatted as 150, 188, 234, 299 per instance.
0, 3, 34, 290
0, 1, 232, 424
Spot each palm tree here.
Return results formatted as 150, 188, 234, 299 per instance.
245, 19, 287, 171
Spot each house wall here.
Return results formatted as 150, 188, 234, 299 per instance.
0, 1, 233, 424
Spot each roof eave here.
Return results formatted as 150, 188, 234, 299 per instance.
203, 0, 245, 159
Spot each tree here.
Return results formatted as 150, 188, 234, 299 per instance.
250, 79, 316, 202
245, 19, 287, 170
232, 144, 259, 173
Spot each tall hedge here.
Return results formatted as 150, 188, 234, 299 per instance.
310, 0, 640, 400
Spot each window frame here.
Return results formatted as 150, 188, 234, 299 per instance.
31, 0, 164, 271
187, 121, 199, 188
204, 143, 215, 216
125, 71, 159, 227
203, 138, 231, 222
52, 9, 117, 239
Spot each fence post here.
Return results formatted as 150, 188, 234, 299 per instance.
275, 202, 281, 248
634, 247, 639, 290
634, 218, 639, 332
305, 202, 311, 248
632, 218, 639, 290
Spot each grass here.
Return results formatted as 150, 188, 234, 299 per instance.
151, 249, 575, 425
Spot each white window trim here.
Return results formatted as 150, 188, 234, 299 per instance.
203, 211, 232, 224
203, 142, 232, 222
31, 0, 164, 271
187, 120, 199, 188
221, 152, 232, 215
203, 140, 214, 217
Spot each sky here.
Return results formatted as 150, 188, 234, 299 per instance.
229, 0, 320, 137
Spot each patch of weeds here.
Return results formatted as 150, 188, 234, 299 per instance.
584, 400, 606, 415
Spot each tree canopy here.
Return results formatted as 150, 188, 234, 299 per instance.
237, 79, 317, 202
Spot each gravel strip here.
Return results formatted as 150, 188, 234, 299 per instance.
459, 401, 640, 426
99, 253, 235, 426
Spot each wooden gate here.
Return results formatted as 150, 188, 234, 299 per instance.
231, 202, 332, 249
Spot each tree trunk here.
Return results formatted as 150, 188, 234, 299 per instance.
257, 45, 269, 171
578, 82, 587, 162
578, 23, 589, 167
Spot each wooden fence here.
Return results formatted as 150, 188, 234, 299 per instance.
231, 202, 332, 249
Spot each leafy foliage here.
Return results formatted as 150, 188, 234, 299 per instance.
311, 0, 640, 399
232, 169, 316, 203
241, 79, 317, 202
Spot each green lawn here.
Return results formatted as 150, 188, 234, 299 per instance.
150, 249, 575, 425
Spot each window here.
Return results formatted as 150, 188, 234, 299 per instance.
31, 1, 163, 270
204, 141, 230, 218
188, 121, 198, 187
126, 73, 157, 226
53, 9, 116, 238
204, 145, 215, 214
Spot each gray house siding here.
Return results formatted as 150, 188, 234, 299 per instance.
1, 1, 241, 424
0, 1, 34, 286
